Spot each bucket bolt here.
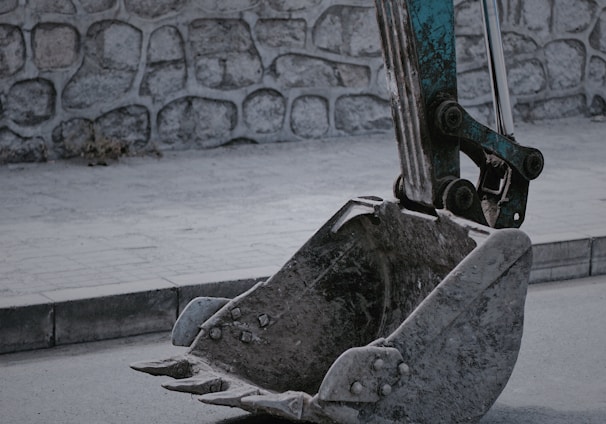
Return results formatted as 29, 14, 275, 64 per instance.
380, 384, 392, 396
436, 100, 463, 133
209, 327, 222, 340
230, 308, 242, 320
524, 150, 544, 180
350, 381, 364, 395
443, 179, 477, 215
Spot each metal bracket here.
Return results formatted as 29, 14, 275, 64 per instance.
375, 0, 544, 228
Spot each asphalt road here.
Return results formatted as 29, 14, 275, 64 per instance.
1, 276, 605, 424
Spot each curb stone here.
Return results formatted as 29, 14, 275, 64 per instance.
1, 239, 605, 355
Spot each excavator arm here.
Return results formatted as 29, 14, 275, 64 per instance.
131, 2, 543, 423
377, 0, 543, 227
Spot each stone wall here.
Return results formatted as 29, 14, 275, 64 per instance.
456, 0, 606, 124
1, 0, 605, 164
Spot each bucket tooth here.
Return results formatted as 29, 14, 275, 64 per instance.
129, 356, 193, 379
161, 375, 225, 395
199, 385, 267, 407
240, 391, 311, 421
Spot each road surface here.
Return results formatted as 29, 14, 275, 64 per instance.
1, 276, 605, 424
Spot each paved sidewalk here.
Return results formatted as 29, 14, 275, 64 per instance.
1, 116, 606, 353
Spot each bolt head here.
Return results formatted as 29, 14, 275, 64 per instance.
209, 327, 222, 340
373, 358, 385, 371
454, 185, 474, 211
230, 308, 242, 320
437, 101, 464, 132
524, 151, 544, 179
350, 381, 364, 395
398, 362, 410, 376
380, 384, 392, 396
240, 330, 253, 343
258, 313, 270, 327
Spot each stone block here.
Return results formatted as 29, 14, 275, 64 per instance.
508, 59, 546, 96
197, 0, 259, 13
94, 105, 150, 151
590, 10, 606, 53
590, 95, 606, 115
88, 20, 141, 71
140, 63, 186, 99
189, 19, 262, 89
0, 25, 24, 77
272, 54, 370, 88
243, 89, 285, 134
45, 279, 178, 345
31, 0, 76, 14
157, 96, 237, 148
455, 35, 485, 66
125, 0, 186, 18
458, 69, 492, 100
376, 66, 388, 98
588, 56, 606, 86
516, 94, 587, 121
80, 0, 116, 13
591, 236, 606, 275
335, 94, 391, 134
0, 127, 47, 164
502, 33, 539, 57
147, 26, 184, 63
63, 20, 141, 109
0, 294, 54, 354
7, 78, 56, 126
545, 40, 585, 90
255, 19, 306, 49
511, 0, 552, 38
314, 6, 381, 57
165, 266, 274, 313
62, 64, 135, 109
554, 0, 596, 33
52, 118, 94, 158
291, 95, 329, 138
33, 23, 79, 69
454, 0, 482, 35
529, 239, 591, 284
0, 0, 18, 14
267, 0, 321, 12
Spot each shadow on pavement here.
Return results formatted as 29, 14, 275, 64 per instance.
218, 414, 298, 424
481, 404, 606, 424
216, 405, 606, 424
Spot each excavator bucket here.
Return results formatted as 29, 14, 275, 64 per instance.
132, 198, 532, 423
132, 1, 542, 422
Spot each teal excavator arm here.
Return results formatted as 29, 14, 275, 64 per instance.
377, 0, 543, 228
